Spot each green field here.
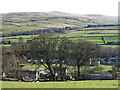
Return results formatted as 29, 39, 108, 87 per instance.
22, 64, 112, 74
2, 13, 112, 34
2, 30, 119, 48
2, 12, 120, 47
1, 80, 118, 88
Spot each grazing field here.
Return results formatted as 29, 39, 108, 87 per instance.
3, 30, 119, 48
2, 12, 113, 34
2, 12, 120, 47
22, 64, 112, 73
2, 80, 118, 88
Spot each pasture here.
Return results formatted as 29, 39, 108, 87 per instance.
22, 64, 112, 74
2, 80, 118, 88
2, 26, 119, 48
2, 13, 120, 48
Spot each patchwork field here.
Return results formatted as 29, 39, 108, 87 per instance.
1, 12, 120, 47
2, 26, 119, 47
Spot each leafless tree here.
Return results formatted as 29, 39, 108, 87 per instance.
57, 36, 72, 80
71, 40, 96, 80
28, 33, 59, 81
2, 38, 27, 80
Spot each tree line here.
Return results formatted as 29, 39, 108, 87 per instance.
2, 26, 80, 37
2, 33, 120, 81
84, 24, 120, 28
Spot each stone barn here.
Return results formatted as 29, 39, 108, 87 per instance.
20, 68, 48, 81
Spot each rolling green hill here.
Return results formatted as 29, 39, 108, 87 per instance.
1, 11, 119, 47
2, 11, 118, 34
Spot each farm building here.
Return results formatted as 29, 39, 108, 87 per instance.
20, 68, 49, 81
20, 67, 68, 81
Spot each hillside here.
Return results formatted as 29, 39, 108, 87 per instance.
1, 11, 119, 47
2, 11, 118, 35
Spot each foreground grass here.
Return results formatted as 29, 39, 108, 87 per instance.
2, 80, 118, 88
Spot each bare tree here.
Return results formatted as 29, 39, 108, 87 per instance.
71, 40, 96, 80
2, 38, 27, 80
28, 33, 59, 81
57, 37, 72, 80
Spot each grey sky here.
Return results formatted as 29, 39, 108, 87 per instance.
0, 0, 119, 16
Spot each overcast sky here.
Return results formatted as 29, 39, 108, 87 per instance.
0, 0, 119, 16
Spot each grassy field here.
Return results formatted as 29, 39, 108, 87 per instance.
2, 12, 120, 48
2, 13, 112, 34
22, 64, 112, 74
3, 34, 119, 48
2, 34, 119, 48
2, 80, 118, 88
